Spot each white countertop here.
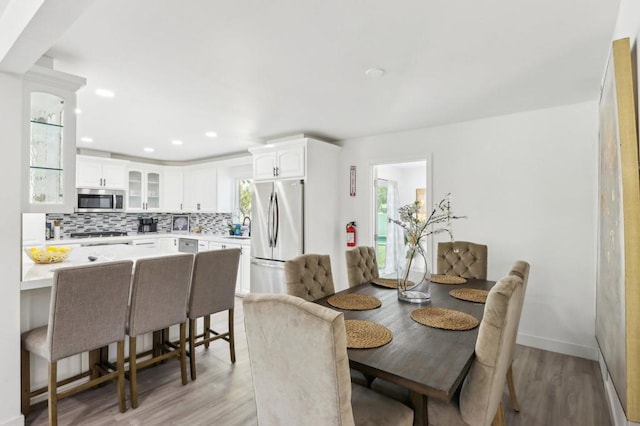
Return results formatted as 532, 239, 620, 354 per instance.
36, 232, 251, 247
21, 244, 178, 290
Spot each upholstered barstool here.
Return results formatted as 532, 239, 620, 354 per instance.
126, 253, 194, 409
345, 246, 379, 287
21, 261, 134, 425
505, 260, 531, 412
187, 248, 241, 380
243, 293, 414, 425
285, 254, 335, 301
437, 240, 488, 279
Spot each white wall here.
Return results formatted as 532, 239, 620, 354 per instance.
0, 72, 25, 425
337, 101, 599, 360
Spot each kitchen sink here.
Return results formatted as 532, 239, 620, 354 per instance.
225, 235, 251, 240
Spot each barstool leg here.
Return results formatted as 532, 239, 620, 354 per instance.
189, 319, 197, 381
204, 315, 211, 348
116, 341, 126, 413
48, 361, 58, 426
20, 346, 30, 416
180, 322, 188, 385
229, 308, 236, 363
129, 336, 139, 409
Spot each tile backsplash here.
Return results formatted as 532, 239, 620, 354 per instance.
46, 212, 233, 238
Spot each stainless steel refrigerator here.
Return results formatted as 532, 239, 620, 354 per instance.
250, 180, 304, 293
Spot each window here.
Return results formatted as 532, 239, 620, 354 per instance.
237, 178, 253, 219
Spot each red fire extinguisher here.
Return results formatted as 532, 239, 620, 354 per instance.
346, 222, 357, 247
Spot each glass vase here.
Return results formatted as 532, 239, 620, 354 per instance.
397, 243, 431, 303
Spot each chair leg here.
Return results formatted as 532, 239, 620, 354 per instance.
180, 322, 188, 385
116, 341, 126, 413
189, 319, 197, 381
229, 308, 236, 363
507, 363, 521, 412
20, 346, 30, 416
492, 402, 505, 426
204, 315, 211, 348
129, 336, 139, 409
48, 361, 58, 426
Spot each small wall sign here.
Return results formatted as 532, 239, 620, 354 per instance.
350, 166, 356, 196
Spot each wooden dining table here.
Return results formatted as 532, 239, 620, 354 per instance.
315, 277, 495, 426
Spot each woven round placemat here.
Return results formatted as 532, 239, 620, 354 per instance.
430, 274, 467, 285
370, 278, 399, 289
327, 294, 381, 310
410, 307, 479, 330
345, 320, 393, 349
449, 288, 488, 304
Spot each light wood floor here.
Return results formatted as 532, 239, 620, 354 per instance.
24, 298, 612, 426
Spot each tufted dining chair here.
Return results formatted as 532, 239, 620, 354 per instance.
345, 246, 379, 288
437, 241, 488, 279
285, 253, 335, 301
243, 293, 414, 425
187, 248, 241, 380
21, 261, 134, 425
127, 253, 194, 409
504, 260, 531, 412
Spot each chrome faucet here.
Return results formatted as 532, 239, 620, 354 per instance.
242, 216, 251, 236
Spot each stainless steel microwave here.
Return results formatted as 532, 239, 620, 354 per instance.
76, 188, 125, 212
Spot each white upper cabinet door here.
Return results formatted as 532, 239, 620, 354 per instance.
76, 156, 127, 189
127, 163, 162, 211
183, 166, 217, 212
253, 151, 277, 180
101, 161, 127, 189
76, 157, 104, 188
250, 140, 306, 181
276, 144, 305, 179
163, 168, 184, 211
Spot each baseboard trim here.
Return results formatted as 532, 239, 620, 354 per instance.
516, 332, 598, 360
0, 414, 24, 426
598, 347, 640, 426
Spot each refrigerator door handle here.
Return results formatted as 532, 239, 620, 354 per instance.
267, 192, 274, 247
273, 191, 280, 247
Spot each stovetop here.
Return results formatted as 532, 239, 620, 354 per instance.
69, 231, 129, 238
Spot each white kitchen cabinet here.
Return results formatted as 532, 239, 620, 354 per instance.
209, 241, 250, 295
22, 66, 85, 213
76, 155, 127, 189
183, 166, 217, 212
250, 141, 305, 181
162, 167, 184, 211
157, 237, 179, 252
127, 164, 162, 211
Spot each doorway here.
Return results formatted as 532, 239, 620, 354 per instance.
373, 160, 428, 275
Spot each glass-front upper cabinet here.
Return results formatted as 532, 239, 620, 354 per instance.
22, 65, 85, 213
29, 92, 64, 205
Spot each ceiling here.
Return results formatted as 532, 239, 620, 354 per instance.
46, 0, 620, 162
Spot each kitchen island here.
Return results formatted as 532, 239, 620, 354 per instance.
20, 237, 248, 397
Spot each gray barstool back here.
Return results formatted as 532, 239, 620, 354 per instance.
187, 248, 241, 380
21, 260, 134, 425
127, 253, 194, 408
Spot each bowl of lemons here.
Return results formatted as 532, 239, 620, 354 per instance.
25, 246, 72, 264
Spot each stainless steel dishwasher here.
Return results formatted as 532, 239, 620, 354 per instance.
178, 238, 198, 253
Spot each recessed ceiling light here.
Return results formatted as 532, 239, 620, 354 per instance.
143, 147, 154, 153
74, 108, 82, 114
205, 131, 217, 138
172, 140, 183, 145
365, 68, 385, 78
80, 137, 93, 143
95, 88, 115, 98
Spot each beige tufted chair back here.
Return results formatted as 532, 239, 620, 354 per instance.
345, 246, 379, 288
437, 241, 488, 279
285, 254, 335, 301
